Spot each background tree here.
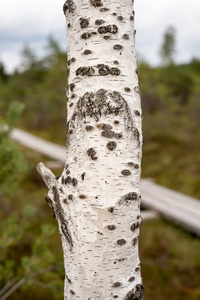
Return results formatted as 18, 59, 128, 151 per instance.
159, 26, 176, 65
37, 0, 144, 299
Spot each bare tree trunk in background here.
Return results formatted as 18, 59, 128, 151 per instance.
37, 0, 144, 299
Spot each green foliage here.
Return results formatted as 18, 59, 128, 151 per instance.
0, 202, 64, 300
0, 102, 28, 196
6, 101, 25, 129
138, 58, 200, 198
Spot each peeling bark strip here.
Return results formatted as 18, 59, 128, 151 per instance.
38, 0, 143, 299
52, 187, 73, 248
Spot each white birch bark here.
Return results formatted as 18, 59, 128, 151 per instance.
37, 0, 144, 299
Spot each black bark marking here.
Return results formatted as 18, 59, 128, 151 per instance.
117, 239, 126, 245
63, 198, 68, 204
110, 67, 120, 75
123, 34, 130, 40
81, 172, 86, 180
66, 275, 72, 284
115, 133, 123, 139
70, 290, 75, 295
81, 32, 92, 39
130, 222, 140, 232
117, 16, 123, 21
98, 64, 110, 76
95, 19, 105, 25
134, 86, 140, 93
83, 49, 92, 55
112, 282, 122, 287
118, 192, 139, 206
72, 91, 135, 140
91, 0, 103, 7
104, 35, 110, 40
134, 110, 141, 117
133, 128, 140, 145
65, 176, 72, 184
100, 7, 109, 12
123, 284, 144, 300
114, 296, 118, 298
72, 178, 78, 187
97, 123, 108, 129
132, 236, 139, 246
91, 156, 98, 160
85, 125, 94, 131
121, 169, 131, 176
128, 277, 135, 282
101, 130, 115, 138
79, 194, 87, 199
80, 18, 89, 28
114, 60, 119, 64
87, 148, 96, 158
113, 44, 123, 50
97, 64, 120, 76
68, 57, 76, 66
107, 141, 117, 151
135, 266, 140, 272
68, 194, 73, 200
67, 68, 70, 77
52, 187, 73, 248
76, 67, 95, 76
108, 206, 114, 213
70, 83, 75, 91
114, 120, 120, 125
63, 0, 76, 14
107, 225, 116, 230
130, 15, 134, 21
124, 87, 131, 92
98, 25, 118, 34
103, 124, 113, 130
127, 162, 139, 169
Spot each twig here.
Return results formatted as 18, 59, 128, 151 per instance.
0, 267, 53, 300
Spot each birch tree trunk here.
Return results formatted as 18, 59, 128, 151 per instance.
37, 0, 144, 299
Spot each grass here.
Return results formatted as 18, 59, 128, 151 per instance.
140, 219, 200, 300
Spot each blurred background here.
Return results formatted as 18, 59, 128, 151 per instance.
0, 0, 200, 299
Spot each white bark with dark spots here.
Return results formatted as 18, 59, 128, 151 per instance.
37, 0, 144, 299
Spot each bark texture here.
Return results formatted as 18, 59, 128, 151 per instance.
37, 0, 143, 299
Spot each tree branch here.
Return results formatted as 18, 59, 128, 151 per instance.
36, 162, 57, 189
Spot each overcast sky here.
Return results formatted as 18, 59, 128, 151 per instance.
0, 0, 200, 73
